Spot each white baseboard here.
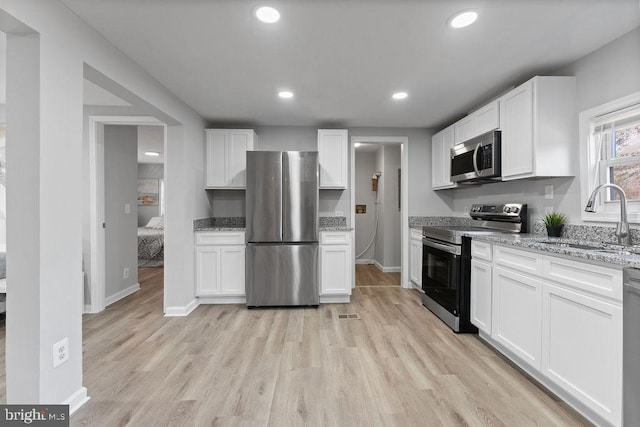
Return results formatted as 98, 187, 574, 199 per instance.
320, 294, 350, 303
355, 258, 374, 265
83, 304, 92, 314
105, 283, 140, 307
373, 260, 401, 273
198, 295, 246, 304
165, 298, 199, 316
63, 387, 90, 415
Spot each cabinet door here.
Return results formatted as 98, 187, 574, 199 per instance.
454, 115, 475, 144
473, 101, 499, 135
320, 244, 351, 295
219, 246, 246, 295
227, 130, 254, 188
492, 266, 542, 369
205, 130, 227, 188
470, 259, 492, 334
431, 126, 456, 189
541, 282, 622, 426
500, 80, 534, 180
409, 237, 423, 286
318, 129, 348, 189
196, 246, 221, 295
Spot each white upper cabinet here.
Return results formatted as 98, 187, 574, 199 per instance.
454, 100, 500, 144
205, 129, 256, 189
318, 129, 348, 189
431, 125, 457, 190
499, 76, 575, 181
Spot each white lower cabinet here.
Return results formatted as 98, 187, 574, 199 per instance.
473, 242, 624, 426
409, 228, 422, 287
492, 266, 542, 370
195, 231, 245, 302
320, 231, 352, 303
470, 259, 492, 334
541, 282, 622, 426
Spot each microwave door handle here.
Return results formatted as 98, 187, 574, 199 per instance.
472, 143, 481, 176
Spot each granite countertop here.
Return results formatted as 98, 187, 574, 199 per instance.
472, 233, 640, 269
194, 216, 351, 232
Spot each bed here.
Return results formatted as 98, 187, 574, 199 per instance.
138, 217, 164, 267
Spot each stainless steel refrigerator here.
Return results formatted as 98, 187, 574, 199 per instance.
245, 151, 319, 307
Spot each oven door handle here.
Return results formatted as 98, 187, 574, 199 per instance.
422, 238, 461, 255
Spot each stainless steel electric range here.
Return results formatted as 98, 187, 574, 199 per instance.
421, 203, 527, 333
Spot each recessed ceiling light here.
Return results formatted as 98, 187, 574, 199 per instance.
144, 151, 160, 157
449, 10, 478, 28
255, 6, 280, 23
278, 91, 294, 99
392, 92, 408, 100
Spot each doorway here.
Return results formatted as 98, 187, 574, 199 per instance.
350, 136, 409, 288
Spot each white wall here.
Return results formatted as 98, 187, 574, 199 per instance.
354, 151, 376, 261
104, 125, 138, 300
448, 26, 640, 225
381, 145, 401, 269
1, 0, 207, 407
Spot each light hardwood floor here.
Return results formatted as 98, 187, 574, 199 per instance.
67, 267, 590, 426
355, 264, 400, 287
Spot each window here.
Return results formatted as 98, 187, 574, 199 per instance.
581, 91, 640, 223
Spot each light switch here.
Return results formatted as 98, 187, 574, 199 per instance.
125, 203, 131, 214
335, 211, 344, 217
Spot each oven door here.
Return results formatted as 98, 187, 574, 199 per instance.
422, 237, 461, 316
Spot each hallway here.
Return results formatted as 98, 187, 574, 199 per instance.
355, 264, 400, 287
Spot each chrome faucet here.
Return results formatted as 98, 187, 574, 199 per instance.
585, 183, 632, 245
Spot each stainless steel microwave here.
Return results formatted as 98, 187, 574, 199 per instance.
450, 130, 501, 183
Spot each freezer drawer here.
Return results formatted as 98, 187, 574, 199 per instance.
246, 243, 319, 307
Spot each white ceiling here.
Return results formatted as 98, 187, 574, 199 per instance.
59, 1, 640, 128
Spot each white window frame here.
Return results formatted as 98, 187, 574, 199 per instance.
580, 90, 640, 223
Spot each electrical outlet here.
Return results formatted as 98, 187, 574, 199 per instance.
53, 338, 69, 368
123, 268, 129, 279
463, 206, 469, 215
124, 203, 131, 214
544, 185, 554, 200
335, 211, 344, 217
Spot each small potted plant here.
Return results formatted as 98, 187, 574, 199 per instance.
542, 211, 567, 237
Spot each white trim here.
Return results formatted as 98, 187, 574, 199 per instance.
105, 283, 140, 306
63, 387, 90, 415
83, 304, 92, 314
198, 295, 246, 304
320, 294, 350, 303
373, 260, 401, 273
580, 91, 640, 224
88, 115, 164, 313
165, 299, 199, 316
355, 258, 374, 265
350, 136, 409, 288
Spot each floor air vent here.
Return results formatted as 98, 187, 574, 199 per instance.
338, 314, 360, 320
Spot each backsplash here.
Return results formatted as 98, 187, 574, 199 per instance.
533, 221, 640, 243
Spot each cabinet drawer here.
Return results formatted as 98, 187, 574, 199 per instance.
321, 231, 350, 245
494, 245, 542, 275
196, 232, 245, 246
542, 256, 623, 302
471, 240, 492, 262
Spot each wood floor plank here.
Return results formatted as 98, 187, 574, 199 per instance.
0, 266, 592, 426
